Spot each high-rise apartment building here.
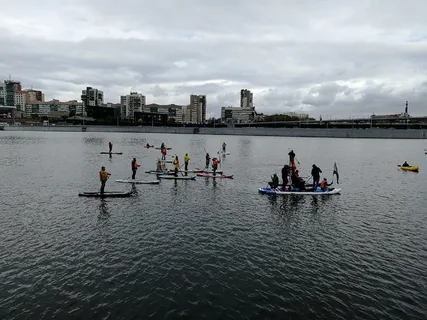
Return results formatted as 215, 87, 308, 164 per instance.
81, 87, 104, 116
25, 89, 44, 103
120, 92, 146, 119
189, 94, 206, 124
240, 89, 253, 108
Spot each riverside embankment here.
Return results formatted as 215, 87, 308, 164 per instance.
3, 124, 427, 139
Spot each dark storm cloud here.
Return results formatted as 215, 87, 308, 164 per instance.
0, 1, 427, 118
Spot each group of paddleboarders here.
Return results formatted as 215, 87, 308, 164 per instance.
269, 150, 333, 192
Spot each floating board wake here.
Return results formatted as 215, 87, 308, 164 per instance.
258, 187, 341, 195
196, 173, 233, 179
157, 175, 196, 180
78, 191, 132, 198
100, 152, 123, 155
115, 179, 160, 184
155, 147, 172, 150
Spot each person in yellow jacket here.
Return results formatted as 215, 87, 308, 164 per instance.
184, 153, 190, 171
173, 156, 180, 177
99, 166, 111, 193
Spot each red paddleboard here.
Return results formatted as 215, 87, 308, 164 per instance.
196, 173, 233, 179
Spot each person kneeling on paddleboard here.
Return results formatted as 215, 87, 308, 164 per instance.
269, 173, 279, 189
212, 157, 220, 175
156, 160, 163, 172
99, 166, 111, 193
131, 158, 141, 179
319, 178, 333, 192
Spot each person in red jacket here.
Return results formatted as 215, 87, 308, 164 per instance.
212, 157, 220, 175
131, 158, 141, 179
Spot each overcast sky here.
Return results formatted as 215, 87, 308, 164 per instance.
1, 0, 426, 119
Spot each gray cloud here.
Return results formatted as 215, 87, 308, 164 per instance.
1, 1, 427, 118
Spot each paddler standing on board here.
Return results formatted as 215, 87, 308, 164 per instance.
205, 153, 211, 169
99, 166, 111, 194
108, 142, 113, 153
222, 142, 227, 153
131, 158, 141, 180
212, 157, 220, 175
288, 150, 296, 172
184, 153, 190, 171
161, 147, 167, 160
173, 156, 180, 177
281, 164, 290, 189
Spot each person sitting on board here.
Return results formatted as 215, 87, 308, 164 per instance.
108, 142, 113, 153
173, 156, 180, 177
161, 147, 167, 160
281, 164, 290, 188
311, 164, 322, 191
146, 143, 151, 148
205, 153, 211, 169
268, 173, 279, 189
131, 158, 141, 179
99, 166, 111, 194
402, 161, 410, 167
184, 153, 190, 171
212, 157, 220, 175
319, 178, 333, 192
156, 160, 163, 172
222, 142, 227, 153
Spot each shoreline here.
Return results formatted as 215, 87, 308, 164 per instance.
3, 125, 427, 139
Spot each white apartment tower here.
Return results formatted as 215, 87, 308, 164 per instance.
188, 94, 206, 124
240, 89, 253, 108
81, 87, 104, 115
120, 92, 146, 119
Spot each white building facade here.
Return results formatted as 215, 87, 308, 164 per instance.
120, 92, 145, 119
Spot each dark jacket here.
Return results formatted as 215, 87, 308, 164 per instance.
311, 166, 322, 178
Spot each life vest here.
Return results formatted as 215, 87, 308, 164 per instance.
213, 159, 219, 166
157, 162, 162, 169
161, 148, 166, 155
184, 155, 190, 163
320, 181, 326, 189
132, 161, 138, 169
174, 159, 179, 168
99, 170, 108, 181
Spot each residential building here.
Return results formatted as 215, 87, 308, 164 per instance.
143, 103, 185, 123
189, 94, 206, 124
81, 87, 103, 116
120, 92, 145, 119
25, 89, 44, 103
4, 80, 21, 107
25, 100, 83, 118
14, 91, 26, 115
0, 83, 5, 106
240, 89, 253, 108
221, 106, 256, 123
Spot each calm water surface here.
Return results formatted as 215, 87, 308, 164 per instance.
0, 131, 426, 319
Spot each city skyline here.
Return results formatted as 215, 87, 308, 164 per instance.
1, 1, 427, 119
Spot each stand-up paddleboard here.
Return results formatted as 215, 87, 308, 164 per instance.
157, 175, 196, 180
258, 187, 341, 195
196, 173, 233, 179
115, 179, 160, 184
100, 152, 123, 155
165, 170, 224, 174
145, 170, 172, 174
220, 152, 230, 155
144, 145, 154, 149
155, 147, 172, 150
78, 191, 132, 197
157, 159, 173, 163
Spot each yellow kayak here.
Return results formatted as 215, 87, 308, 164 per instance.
399, 165, 419, 172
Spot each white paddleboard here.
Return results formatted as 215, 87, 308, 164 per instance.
115, 179, 160, 184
